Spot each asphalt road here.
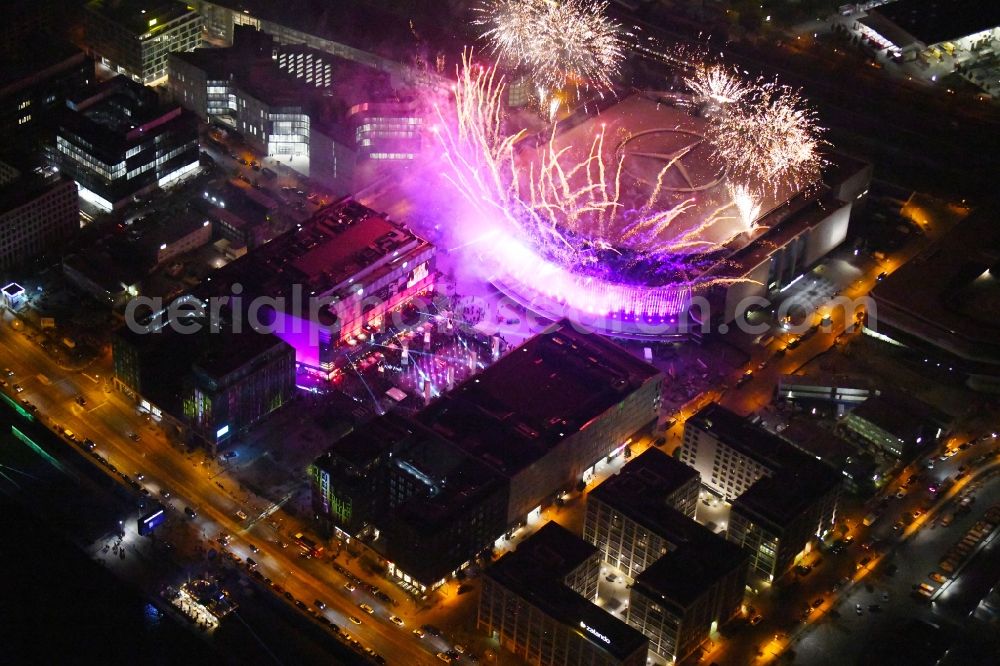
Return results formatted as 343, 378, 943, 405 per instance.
0, 313, 449, 666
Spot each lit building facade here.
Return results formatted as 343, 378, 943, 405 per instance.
628, 543, 748, 665
0, 40, 93, 137
195, 199, 435, 375
727, 466, 841, 581
583, 449, 748, 665
0, 164, 79, 270
183, 334, 296, 446
83, 0, 203, 84
584, 448, 700, 580
678, 404, 791, 501
479, 523, 649, 666
113, 307, 295, 449
168, 27, 422, 191
418, 322, 664, 527
53, 76, 200, 211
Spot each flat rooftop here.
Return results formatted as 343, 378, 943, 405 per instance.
847, 390, 950, 439
487, 523, 648, 662
418, 321, 661, 477
589, 447, 698, 515
200, 0, 462, 66
195, 199, 429, 309
872, 0, 1000, 46
687, 403, 809, 471
635, 531, 747, 609
313, 414, 410, 475
871, 202, 1000, 371
86, 0, 197, 36
533, 93, 807, 253
732, 461, 841, 531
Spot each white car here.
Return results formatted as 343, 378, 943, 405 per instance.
389, 615, 404, 627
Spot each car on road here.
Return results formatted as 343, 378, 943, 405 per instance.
929, 572, 947, 583
794, 564, 812, 576
750, 614, 762, 625
236, 510, 248, 520
855, 603, 863, 615
249, 544, 259, 553
422, 624, 444, 637
344, 582, 356, 592
63, 429, 77, 441
436, 653, 453, 664
82, 438, 96, 451
358, 603, 374, 614
881, 592, 889, 602
75, 395, 87, 406
3, 368, 13, 377
283, 591, 294, 601
811, 598, 824, 609
128, 432, 141, 441
13, 384, 23, 393
389, 614, 404, 627
314, 599, 326, 610
895, 488, 907, 499
184, 506, 197, 518
857, 556, 872, 569
348, 616, 362, 625
893, 520, 905, 531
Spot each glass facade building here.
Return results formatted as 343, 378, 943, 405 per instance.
53, 76, 200, 210
83, 0, 203, 84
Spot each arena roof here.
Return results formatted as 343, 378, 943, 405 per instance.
528, 93, 807, 255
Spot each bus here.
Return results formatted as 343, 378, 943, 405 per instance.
293, 532, 324, 557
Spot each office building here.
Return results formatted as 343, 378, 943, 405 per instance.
310, 414, 507, 593
309, 415, 409, 536
419, 322, 663, 526
479, 522, 649, 666
192, 0, 454, 87
839, 390, 949, 459
83, 0, 203, 84
308, 323, 661, 591
195, 198, 435, 374
584, 450, 748, 664
0, 37, 93, 137
680, 403, 806, 501
0, 162, 78, 270
113, 305, 295, 447
62, 210, 211, 306
584, 448, 700, 579
727, 462, 842, 581
628, 534, 747, 665
168, 27, 421, 190
53, 76, 200, 211
381, 426, 509, 592
198, 179, 278, 251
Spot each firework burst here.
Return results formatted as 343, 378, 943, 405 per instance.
476, 0, 627, 94
684, 64, 751, 106
708, 85, 824, 193
435, 55, 734, 275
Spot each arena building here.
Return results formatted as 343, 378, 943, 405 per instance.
488, 93, 872, 340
